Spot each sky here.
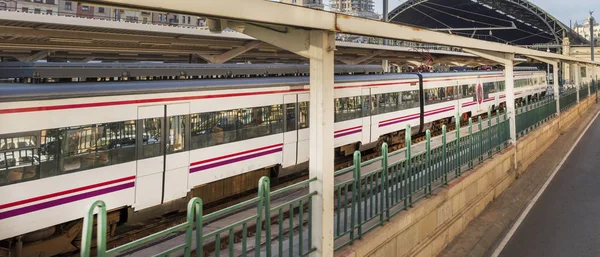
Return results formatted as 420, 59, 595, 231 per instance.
368, 0, 600, 26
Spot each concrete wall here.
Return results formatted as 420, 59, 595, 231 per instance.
336, 96, 597, 257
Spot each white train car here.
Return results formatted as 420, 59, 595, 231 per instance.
0, 69, 547, 252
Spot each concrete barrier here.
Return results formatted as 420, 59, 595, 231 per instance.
336, 96, 597, 257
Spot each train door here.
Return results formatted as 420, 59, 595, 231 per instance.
134, 103, 190, 210
361, 88, 372, 143
282, 94, 298, 167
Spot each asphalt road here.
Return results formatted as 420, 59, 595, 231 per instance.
499, 113, 600, 257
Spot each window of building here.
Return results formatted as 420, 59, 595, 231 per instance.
82, 5, 89, 11
21, 7, 28, 13
34, 8, 41, 14
46, 0, 55, 4
33, 0, 42, 3
158, 14, 162, 22
64, 1, 72, 10
188, 16, 191, 24
182, 15, 185, 23
46, 10, 52, 15
98, 7, 104, 13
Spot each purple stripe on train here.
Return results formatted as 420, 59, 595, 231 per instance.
334, 129, 362, 138
190, 147, 283, 173
379, 107, 455, 128
0, 182, 135, 220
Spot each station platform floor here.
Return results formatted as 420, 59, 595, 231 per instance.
497, 108, 600, 257
438, 102, 600, 257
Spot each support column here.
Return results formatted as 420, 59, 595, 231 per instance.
382, 59, 390, 73
554, 63, 560, 114
308, 30, 335, 257
504, 53, 517, 144
574, 63, 580, 103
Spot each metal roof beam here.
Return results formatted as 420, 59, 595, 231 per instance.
197, 40, 261, 64
338, 50, 386, 65
79, 0, 599, 65
15, 50, 52, 62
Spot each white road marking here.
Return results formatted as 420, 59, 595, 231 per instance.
490, 108, 600, 257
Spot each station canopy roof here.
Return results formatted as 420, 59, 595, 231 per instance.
389, 0, 589, 48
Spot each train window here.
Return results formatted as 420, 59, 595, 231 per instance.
141, 118, 163, 159
446, 86, 458, 101
335, 96, 363, 122
190, 112, 211, 149
460, 85, 475, 99
400, 90, 420, 110
110, 121, 137, 164
285, 103, 297, 132
298, 102, 309, 129
372, 92, 400, 115
190, 105, 284, 150
40, 129, 59, 178
425, 87, 453, 105
494, 81, 506, 91
0, 134, 40, 186
168, 116, 186, 154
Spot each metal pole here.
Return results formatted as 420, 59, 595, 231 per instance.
383, 0, 389, 22
382, 0, 390, 72
547, 48, 551, 82
591, 12, 595, 62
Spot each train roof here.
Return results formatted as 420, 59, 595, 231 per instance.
0, 70, 544, 102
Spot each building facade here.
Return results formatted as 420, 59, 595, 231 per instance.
330, 0, 378, 19
574, 17, 599, 43
9, 0, 204, 28
281, 0, 324, 9
0, 0, 17, 11
16, 0, 58, 15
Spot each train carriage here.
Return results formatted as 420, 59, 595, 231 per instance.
0, 68, 547, 252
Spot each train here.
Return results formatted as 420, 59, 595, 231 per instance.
0, 64, 547, 256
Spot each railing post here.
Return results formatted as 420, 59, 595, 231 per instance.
504, 108, 509, 146
353, 151, 362, 239
405, 124, 413, 207
263, 177, 272, 257
442, 125, 448, 185
81, 200, 107, 257
381, 142, 390, 221
478, 116, 482, 162
496, 109, 501, 152
426, 130, 431, 195
488, 106, 492, 157
254, 177, 267, 257
184, 198, 203, 257
469, 118, 473, 169
455, 113, 461, 177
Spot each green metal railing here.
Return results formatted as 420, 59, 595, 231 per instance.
82, 198, 203, 257
82, 177, 317, 257
516, 96, 557, 138
83, 101, 567, 256
560, 88, 578, 112
580, 85, 589, 100
332, 108, 511, 249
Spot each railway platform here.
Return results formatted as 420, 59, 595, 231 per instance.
439, 99, 600, 257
